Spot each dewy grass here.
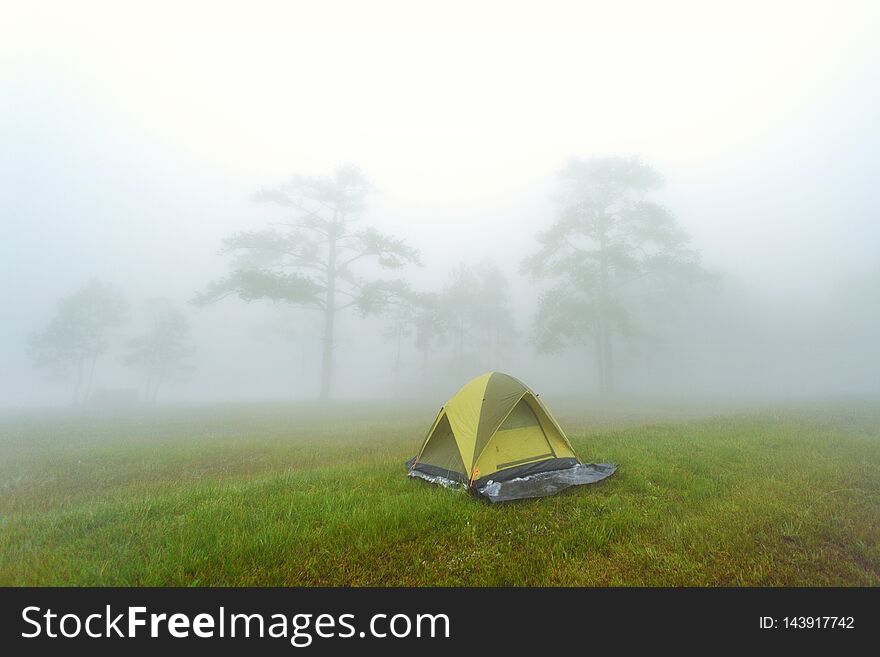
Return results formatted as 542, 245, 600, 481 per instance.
0, 400, 878, 586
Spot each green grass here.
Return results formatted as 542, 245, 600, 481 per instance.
1, 399, 878, 586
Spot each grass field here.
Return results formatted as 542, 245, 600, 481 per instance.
1, 399, 878, 586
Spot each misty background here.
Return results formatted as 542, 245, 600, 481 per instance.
2, 0, 879, 408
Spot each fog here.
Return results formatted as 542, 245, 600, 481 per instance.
2, 1, 879, 408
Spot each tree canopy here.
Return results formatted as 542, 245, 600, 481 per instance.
523, 156, 704, 393
28, 280, 128, 404
195, 164, 420, 399
125, 299, 195, 402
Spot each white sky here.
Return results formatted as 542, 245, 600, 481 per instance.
3, 1, 878, 282
3, 1, 873, 178
1, 0, 879, 403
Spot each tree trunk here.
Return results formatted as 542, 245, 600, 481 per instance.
320, 228, 337, 401
393, 326, 402, 398
152, 367, 165, 404
486, 325, 492, 369
84, 352, 98, 403
594, 327, 605, 395
72, 354, 85, 406
602, 320, 615, 395
597, 222, 615, 396
495, 310, 502, 369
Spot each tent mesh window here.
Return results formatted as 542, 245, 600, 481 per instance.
498, 399, 542, 431
484, 400, 555, 472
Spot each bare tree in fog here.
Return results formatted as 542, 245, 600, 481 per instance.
443, 264, 479, 362
382, 282, 452, 394
27, 280, 128, 405
471, 262, 517, 368
195, 164, 420, 400
381, 281, 418, 397
411, 292, 447, 378
125, 299, 195, 403
523, 156, 702, 394
442, 262, 516, 372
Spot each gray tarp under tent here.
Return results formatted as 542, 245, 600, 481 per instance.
407, 457, 617, 503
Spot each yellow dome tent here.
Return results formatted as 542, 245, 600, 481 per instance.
407, 372, 616, 502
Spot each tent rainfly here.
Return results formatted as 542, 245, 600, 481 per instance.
407, 372, 616, 502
